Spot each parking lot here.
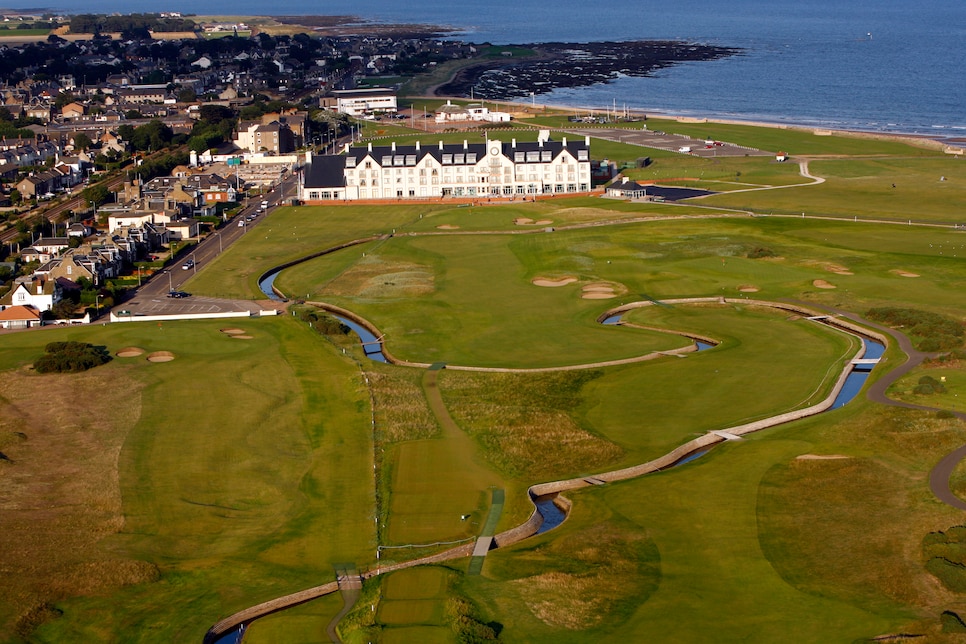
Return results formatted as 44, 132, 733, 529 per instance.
116, 293, 273, 318
568, 126, 773, 158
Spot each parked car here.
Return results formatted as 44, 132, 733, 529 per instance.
238, 219, 246, 227
167, 291, 190, 298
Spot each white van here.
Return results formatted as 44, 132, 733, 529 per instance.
678, 146, 692, 153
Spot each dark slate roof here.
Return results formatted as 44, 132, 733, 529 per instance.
303, 154, 348, 190
345, 138, 588, 169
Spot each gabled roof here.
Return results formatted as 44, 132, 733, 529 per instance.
0, 305, 41, 321
303, 154, 348, 190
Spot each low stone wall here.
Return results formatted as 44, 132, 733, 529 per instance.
493, 507, 544, 548
204, 580, 341, 643
111, 310, 251, 324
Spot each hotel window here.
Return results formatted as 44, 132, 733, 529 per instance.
578, 150, 588, 160
454, 154, 465, 164
541, 151, 552, 162
346, 157, 356, 168
442, 154, 452, 164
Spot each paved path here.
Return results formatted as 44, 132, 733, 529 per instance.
802, 303, 966, 510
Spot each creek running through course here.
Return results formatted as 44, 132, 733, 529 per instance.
204, 272, 907, 643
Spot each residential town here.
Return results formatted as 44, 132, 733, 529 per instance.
0, 17, 510, 329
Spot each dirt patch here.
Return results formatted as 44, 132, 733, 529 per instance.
796, 454, 850, 460
220, 328, 246, 335
115, 347, 144, 358
812, 279, 837, 289
738, 285, 759, 293
532, 276, 578, 287
146, 351, 175, 362
324, 257, 435, 298
0, 368, 148, 636
506, 523, 657, 630
891, 269, 920, 278
514, 217, 535, 225
436, 224, 460, 230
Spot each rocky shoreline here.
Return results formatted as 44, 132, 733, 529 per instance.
436, 41, 741, 100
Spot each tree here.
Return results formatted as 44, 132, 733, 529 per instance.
176, 87, 197, 103
81, 184, 110, 206
73, 132, 92, 151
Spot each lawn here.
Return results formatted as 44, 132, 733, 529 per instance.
9, 116, 966, 642
0, 317, 375, 642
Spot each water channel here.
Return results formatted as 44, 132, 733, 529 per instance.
259, 270, 884, 537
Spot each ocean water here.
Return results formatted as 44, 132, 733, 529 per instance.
38, 0, 966, 135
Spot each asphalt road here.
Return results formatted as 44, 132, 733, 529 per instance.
115, 174, 298, 314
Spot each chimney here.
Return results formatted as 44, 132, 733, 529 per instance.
438, 141, 443, 150
343, 143, 350, 154
367, 142, 372, 152
304, 150, 313, 164
463, 140, 468, 150
585, 135, 590, 146
512, 138, 516, 148
562, 137, 567, 147
391, 141, 396, 152
415, 141, 420, 151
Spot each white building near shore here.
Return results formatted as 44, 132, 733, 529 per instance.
300, 133, 591, 201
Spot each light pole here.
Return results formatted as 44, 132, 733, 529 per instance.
167, 270, 172, 292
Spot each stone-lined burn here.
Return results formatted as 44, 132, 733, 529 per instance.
204, 297, 885, 644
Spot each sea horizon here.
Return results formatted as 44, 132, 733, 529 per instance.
17, 0, 966, 139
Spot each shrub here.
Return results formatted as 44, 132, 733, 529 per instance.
915, 375, 947, 395
34, 341, 111, 373
294, 308, 351, 336
866, 307, 965, 351
746, 246, 776, 259
924, 526, 966, 592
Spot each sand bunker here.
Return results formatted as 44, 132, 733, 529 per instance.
514, 217, 535, 225
532, 276, 578, 287
220, 328, 246, 335
738, 285, 759, 293
230, 335, 254, 340
581, 282, 624, 299
436, 224, 460, 230
116, 347, 144, 358
812, 279, 836, 289
146, 351, 175, 363
891, 269, 920, 278
534, 219, 553, 225
796, 454, 850, 460
826, 264, 853, 275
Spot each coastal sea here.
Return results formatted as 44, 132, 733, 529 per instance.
37, 0, 966, 136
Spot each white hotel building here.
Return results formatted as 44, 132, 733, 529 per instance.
300, 134, 592, 202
